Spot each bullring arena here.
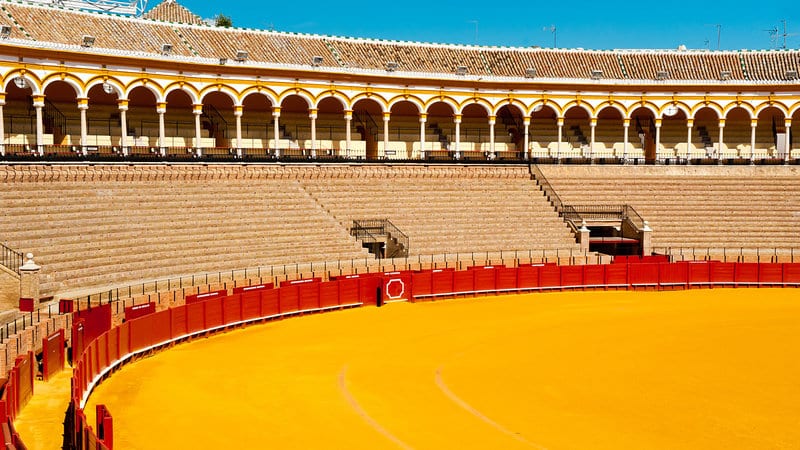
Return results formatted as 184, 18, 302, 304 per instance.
0, 0, 798, 448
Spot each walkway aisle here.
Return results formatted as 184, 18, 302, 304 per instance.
14, 367, 73, 450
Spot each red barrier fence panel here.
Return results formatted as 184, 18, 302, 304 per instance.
169, 306, 188, 340
431, 269, 455, 296
658, 262, 688, 287
687, 261, 711, 286
604, 263, 628, 287
240, 291, 262, 320
261, 289, 280, 316
583, 265, 605, 287
59, 299, 74, 314
232, 283, 274, 295
735, 263, 759, 285
117, 321, 130, 360
628, 263, 659, 287
496, 267, 518, 291
279, 285, 300, 314
453, 270, 475, 294
319, 281, 340, 308
560, 265, 584, 288
124, 302, 156, 322
472, 267, 497, 292
73, 304, 111, 359
204, 297, 224, 329
14, 352, 33, 415
338, 277, 360, 305
185, 302, 205, 334
42, 329, 65, 382
709, 262, 736, 286
759, 263, 784, 285
359, 276, 381, 306
222, 294, 243, 325
96, 334, 109, 378
96, 404, 113, 450
783, 263, 800, 285
185, 290, 228, 305
298, 282, 321, 311
540, 264, 562, 288
517, 265, 540, 289
411, 271, 433, 298
106, 327, 119, 369
382, 274, 411, 302
128, 310, 171, 353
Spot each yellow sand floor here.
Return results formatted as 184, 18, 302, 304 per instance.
36, 289, 800, 449
14, 368, 72, 450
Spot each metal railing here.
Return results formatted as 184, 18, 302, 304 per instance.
561, 204, 647, 230
529, 164, 564, 213
350, 219, 410, 258
1, 243, 23, 275
202, 104, 228, 140
653, 247, 800, 264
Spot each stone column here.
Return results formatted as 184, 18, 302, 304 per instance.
33, 94, 45, 156
578, 221, 590, 253
750, 119, 757, 163
622, 119, 630, 162
344, 110, 352, 159
641, 221, 653, 256
19, 253, 41, 310
589, 118, 597, 161
454, 114, 462, 159
556, 117, 564, 161
419, 113, 427, 160
272, 106, 281, 158
686, 118, 694, 164
233, 105, 243, 158
654, 118, 662, 163
156, 101, 167, 157
488, 115, 496, 159
77, 97, 89, 155
382, 112, 390, 159
784, 118, 792, 163
0, 93, 5, 156
717, 118, 725, 161
523, 117, 530, 160
117, 99, 129, 156
192, 104, 203, 156
309, 108, 317, 158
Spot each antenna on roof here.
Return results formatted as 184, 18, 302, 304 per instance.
766, 20, 796, 49
542, 25, 557, 48
467, 20, 478, 45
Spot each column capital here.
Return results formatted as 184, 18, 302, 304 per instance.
623, 118, 631, 127
750, 119, 758, 127
192, 103, 204, 115
383, 111, 391, 121
32, 94, 45, 107
156, 101, 167, 114
344, 110, 352, 120
488, 115, 496, 124
0, 92, 6, 105
557, 117, 565, 126
117, 99, 129, 110
687, 118, 694, 127
454, 114, 462, 123
419, 113, 427, 122
272, 106, 281, 117
590, 118, 598, 126
523, 117, 531, 126
654, 118, 662, 127
785, 118, 792, 126
718, 118, 726, 127
233, 105, 243, 117
77, 97, 89, 109
308, 108, 318, 119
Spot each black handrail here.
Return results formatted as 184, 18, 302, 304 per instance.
350, 219, 409, 258
1, 243, 23, 275
529, 164, 564, 213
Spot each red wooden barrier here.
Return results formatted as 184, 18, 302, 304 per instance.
411, 270, 433, 298
128, 310, 170, 353
42, 330, 65, 382
72, 304, 111, 359
758, 263, 784, 285
319, 281, 340, 308
431, 269, 455, 296
559, 265, 584, 288
658, 262, 687, 287
338, 277, 360, 305
279, 285, 300, 313
583, 265, 605, 287
517, 265, 540, 289
204, 297, 224, 329
471, 266, 497, 292
783, 263, 800, 285
222, 294, 243, 325
298, 282, 321, 311
96, 404, 113, 450
382, 272, 411, 302
261, 289, 280, 316
59, 299, 74, 314
709, 262, 736, 286
604, 263, 628, 287
185, 290, 228, 305
124, 302, 156, 321
453, 269, 475, 294
186, 302, 206, 334
232, 283, 274, 295
240, 291, 262, 320
496, 267, 518, 291
540, 264, 561, 288
687, 261, 711, 286
359, 276, 381, 305
14, 352, 33, 417
735, 263, 759, 286
628, 263, 659, 287
18, 298, 34, 313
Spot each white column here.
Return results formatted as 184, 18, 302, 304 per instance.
77, 97, 88, 155
272, 107, 281, 158
686, 119, 693, 164
156, 101, 166, 157
523, 117, 530, 160
454, 114, 462, 159
192, 104, 203, 156
750, 119, 757, 163
784, 119, 792, 162
589, 118, 597, 161
344, 110, 352, 159
419, 113, 427, 160
556, 117, 564, 161
382, 112, 390, 160
118, 100, 129, 156
234, 105, 243, 158
309, 108, 317, 159
0, 95, 5, 156
654, 119, 662, 163
488, 115, 496, 159
33, 95, 45, 156
623, 119, 630, 161
717, 118, 725, 160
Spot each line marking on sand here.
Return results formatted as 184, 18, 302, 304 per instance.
434, 366, 548, 449
338, 365, 414, 450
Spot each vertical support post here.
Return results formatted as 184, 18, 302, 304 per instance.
309, 108, 317, 159
556, 117, 564, 161
33, 94, 45, 156
344, 109, 352, 159
454, 114, 462, 159
77, 97, 89, 155
750, 119, 757, 164
419, 113, 427, 160
686, 118, 693, 164
654, 118, 662, 163
784, 118, 792, 163
622, 119, 630, 162
488, 115, 496, 159
233, 105, 243, 158
382, 111, 390, 160
117, 99, 129, 156
156, 101, 167, 157
523, 116, 530, 160
0, 93, 5, 156
589, 117, 597, 161
717, 118, 725, 161
272, 106, 281, 158
192, 103, 203, 157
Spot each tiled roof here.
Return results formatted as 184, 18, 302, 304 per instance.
142, 0, 204, 25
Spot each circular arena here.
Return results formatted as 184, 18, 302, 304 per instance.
0, 0, 798, 449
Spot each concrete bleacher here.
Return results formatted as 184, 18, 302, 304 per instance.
538, 165, 800, 258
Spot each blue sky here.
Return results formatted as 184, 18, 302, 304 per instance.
166, 0, 799, 50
